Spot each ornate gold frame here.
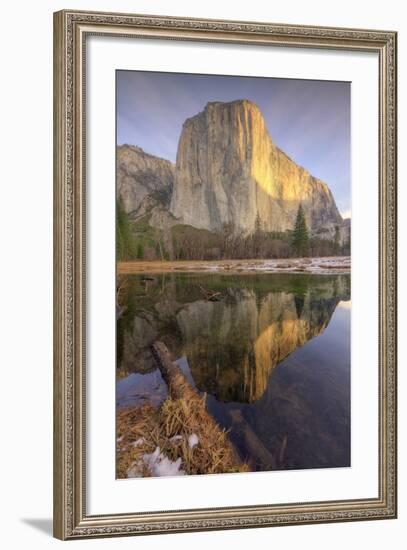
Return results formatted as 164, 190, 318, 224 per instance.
53, 9, 397, 540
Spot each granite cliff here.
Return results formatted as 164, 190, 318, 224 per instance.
170, 100, 343, 235
117, 100, 348, 242
117, 144, 175, 224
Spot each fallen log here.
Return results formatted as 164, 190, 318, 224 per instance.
150, 341, 197, 401
149, 341, 247, 472
226, 408, 276, 470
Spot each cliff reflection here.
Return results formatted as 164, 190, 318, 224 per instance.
117, 273, 350, 404
176, 288, 343, 402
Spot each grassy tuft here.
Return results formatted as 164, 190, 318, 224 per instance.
117, 395, 250, 478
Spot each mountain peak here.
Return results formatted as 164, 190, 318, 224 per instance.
205, 98, 260, 110
171, 101, 342, 234
183, 99, 263, 128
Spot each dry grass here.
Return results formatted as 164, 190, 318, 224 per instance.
117, 395, 250, 478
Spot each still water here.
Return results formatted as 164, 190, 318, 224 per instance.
117, 272, 350, 471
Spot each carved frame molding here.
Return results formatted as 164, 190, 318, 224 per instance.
53, 10, 397, 540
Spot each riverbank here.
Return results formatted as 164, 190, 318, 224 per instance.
117, 342, 248, 478
118, 256, 350, 275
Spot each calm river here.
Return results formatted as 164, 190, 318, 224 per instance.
116, 272, 351, 471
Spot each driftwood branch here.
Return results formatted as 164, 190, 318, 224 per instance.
198, 284, 222, 301
150, 341, 199, 401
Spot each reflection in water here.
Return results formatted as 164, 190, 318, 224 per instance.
177, 289, 340, 402
117, 273, 350, 471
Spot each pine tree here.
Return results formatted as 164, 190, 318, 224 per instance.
136, 243, 144, 259
253, 214, 262, 258
116, 198, 137, 260
333, 225, 340, 255
291, 204, 310, 257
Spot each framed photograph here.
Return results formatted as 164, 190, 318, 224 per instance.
53, 9, 397, 540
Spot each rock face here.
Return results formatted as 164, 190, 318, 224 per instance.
314, 216, 350, 245
117, 144, 175, 219
170, 100, 343, 235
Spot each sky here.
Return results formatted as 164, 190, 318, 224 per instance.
117, 71, 351, 218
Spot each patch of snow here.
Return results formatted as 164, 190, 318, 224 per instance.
192, 257, 351, 275
143, 447, 185, 477
188, 433, 199, 449
116, 435, 124, 443
170, 435, 183, 444
127, 460, 144, 478
131, 438, 145, 447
